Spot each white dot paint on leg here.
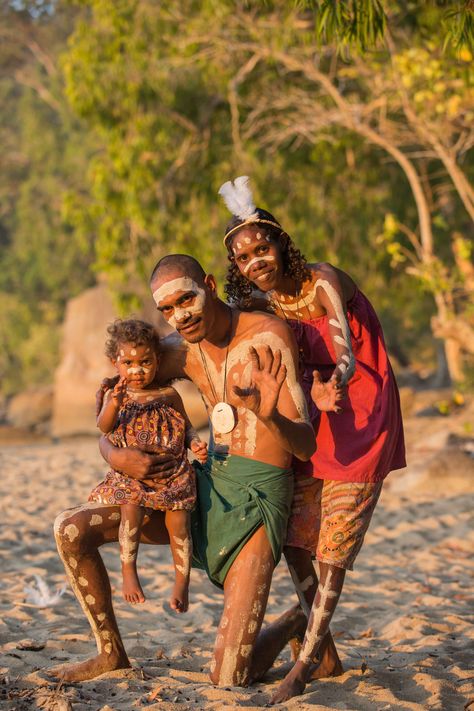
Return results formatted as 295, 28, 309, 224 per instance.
90, 514, 103, 526
240, 644, 252, 658
248, 619, 257, 634
78, 577, 88, 587
85, 594, 96, 605
64, 524, 79, 542
68, 557, 78, 569
101, 631, 111, 640
108, 512, 121, 521
97, 612, 106, 622
104, 642, 112, 654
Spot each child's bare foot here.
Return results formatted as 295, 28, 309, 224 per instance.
122, 564, 145, 604
170, 578, 189, 613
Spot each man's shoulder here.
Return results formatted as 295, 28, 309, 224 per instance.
235, 308, 293, 342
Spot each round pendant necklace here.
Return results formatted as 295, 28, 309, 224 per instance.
198, 308, 236, 435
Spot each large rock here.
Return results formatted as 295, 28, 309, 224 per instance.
7, 385, 53, 428
52, 285, 207, 437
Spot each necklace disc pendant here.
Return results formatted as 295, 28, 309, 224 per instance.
211, 402, 236, 434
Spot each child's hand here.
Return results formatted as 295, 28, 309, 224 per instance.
190, 439, 208, 464
96, 376, 119, 416
111, 376, 128, 407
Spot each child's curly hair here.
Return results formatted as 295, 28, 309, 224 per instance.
105, 319, 160, 360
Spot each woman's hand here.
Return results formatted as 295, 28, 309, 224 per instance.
311, 371, 344, 413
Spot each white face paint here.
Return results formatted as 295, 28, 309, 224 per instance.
256, 232, 263, 240
127, 366, 149, 375
130, 348, 137, 356
243, 255, 275, 275
153, 277, 207, 331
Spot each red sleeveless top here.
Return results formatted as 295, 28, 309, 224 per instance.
289, 288, 406, 483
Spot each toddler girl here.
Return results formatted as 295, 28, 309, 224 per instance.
89, 319, 207, 612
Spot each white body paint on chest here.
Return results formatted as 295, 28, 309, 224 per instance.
190, 330, 310, 454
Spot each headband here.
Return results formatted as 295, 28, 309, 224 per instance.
218, 176, 282, 246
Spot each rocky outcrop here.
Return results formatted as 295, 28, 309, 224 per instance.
52, 285, 208, 437
7, 385, 54, 429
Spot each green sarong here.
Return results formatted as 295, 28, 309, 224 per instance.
191, 452, 293, 589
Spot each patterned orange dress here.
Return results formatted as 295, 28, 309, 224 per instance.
89, 394, 196, 511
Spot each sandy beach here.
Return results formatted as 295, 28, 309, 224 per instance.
1, 403, 473, 711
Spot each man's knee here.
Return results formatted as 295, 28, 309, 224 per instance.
54, 508, 89, 555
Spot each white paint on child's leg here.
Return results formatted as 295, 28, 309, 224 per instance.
119, 520, 139, 563
85, 594, 96, 605
90, 514, 103, 526
97, 612, 106, 622
108, 512, 121, 521
173, 535, 192, 577
78, 577, 89, 587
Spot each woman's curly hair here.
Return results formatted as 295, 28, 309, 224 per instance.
105, 319, 160, 360
224, 209, 311, 307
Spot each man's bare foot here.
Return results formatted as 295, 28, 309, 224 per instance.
122, 563, 145, 604
289, 632, 344, 679
169, 578, 189, 613
48, 650, 130, 683
269, 661, 310, 705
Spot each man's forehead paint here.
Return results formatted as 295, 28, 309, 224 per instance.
152, 276, 205, 307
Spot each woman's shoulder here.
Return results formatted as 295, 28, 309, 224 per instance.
307, 263, 357, 298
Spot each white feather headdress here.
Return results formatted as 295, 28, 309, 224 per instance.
218, 176, 258, 220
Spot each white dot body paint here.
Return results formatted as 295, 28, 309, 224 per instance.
127, 366, 147, 375
130, 348, 137, 356
97, 612, 106, 622
236, 242, 242, 249
248, 619, 257, 634
78, 577, 88, 587
120, 349, 125, 356
243, 255, 275, 275
90, 514, 103, 526
299, 569, 339, 664
244, 237, 251, 244
256, 232, 262, 240
64, 524, 79, 542
329, 318, 342, 329
265, 236, 271, 242
54, 503, 114, 655
108, 512, 121, 521
104, 642, 112, 654
240, 644, 252, 658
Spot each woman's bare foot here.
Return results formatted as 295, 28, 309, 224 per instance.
122, 563, 145, 604
169, 577, 189, 613
48, 650, 130, 683
269, 661, 310, 705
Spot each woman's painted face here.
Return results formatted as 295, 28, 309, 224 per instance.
230, 225, 283, 292
113, 342, 158, 389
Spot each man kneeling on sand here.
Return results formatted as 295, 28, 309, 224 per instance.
52, 254, 343, 685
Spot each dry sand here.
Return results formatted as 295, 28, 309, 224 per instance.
0, 407, 473, 710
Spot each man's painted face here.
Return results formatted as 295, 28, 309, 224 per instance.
152, 275, 209, 343
230, 225, 283, 292
114, 342, 158, 388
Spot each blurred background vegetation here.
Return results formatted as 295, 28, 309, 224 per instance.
0, 0, 473, 397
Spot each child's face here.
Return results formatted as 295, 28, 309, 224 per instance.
113, 342, 158, 389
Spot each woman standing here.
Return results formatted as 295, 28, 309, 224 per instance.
219, 176, 406, 703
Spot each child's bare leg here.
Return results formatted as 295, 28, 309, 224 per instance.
165, 510, 192, 613
119, 504, 145, 604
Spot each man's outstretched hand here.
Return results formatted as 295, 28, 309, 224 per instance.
232, 345, 287, 421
